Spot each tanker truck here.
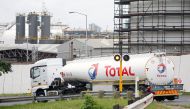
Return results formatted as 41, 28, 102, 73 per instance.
30, 53, 183, 101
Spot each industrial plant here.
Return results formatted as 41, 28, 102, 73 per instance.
15, 12, 62, 44
0, 11, 107, 62
0, 1, 190, 108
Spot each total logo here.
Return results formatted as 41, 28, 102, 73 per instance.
88, 63, 135, 80
157, 63, 166, 74
88, 64, 99, 80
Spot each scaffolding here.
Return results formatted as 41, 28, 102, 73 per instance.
114, 0, 190, 55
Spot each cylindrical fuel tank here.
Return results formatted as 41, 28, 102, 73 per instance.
61, 53, 175, 85
16, 14, 25, 40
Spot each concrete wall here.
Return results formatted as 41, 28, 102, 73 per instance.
169, 55, 190, 92
0, 64, 32, 94
92, 82, 115, 91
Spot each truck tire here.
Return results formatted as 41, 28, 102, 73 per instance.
127, 87, 135, 92
139, 86, 146, 92
166, 96, 175, 101
36, 90, 48, 103
154, 97, 165, 102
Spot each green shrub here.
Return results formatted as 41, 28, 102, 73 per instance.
127, 91, 133, 100
0, 61, 12, 76
113, 91, 120, 99
81, 94, 102, 109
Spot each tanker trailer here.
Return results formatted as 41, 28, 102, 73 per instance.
30, 53, 183, 101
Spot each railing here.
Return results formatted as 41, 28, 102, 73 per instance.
124, 93, 154, 109
0, 92, 154, 109
0, 91, 131, 103
0, 96, 32, 103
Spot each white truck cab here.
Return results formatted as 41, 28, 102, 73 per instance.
30, 58, 65, 96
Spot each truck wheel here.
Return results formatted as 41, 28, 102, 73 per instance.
127, 87, 135, 92
166, 96, 175, 101
36, 90, 48, 103
154, 97, 165, 102
139, 86, 147, 92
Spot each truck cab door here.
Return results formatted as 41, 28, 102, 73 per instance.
31, 66, 47, 87
31, 67, 41, 87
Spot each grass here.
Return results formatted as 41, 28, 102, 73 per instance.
182, 105, 190, 108
0, 97, 128, 109
182, 92, 190, 95
145, 102, 170, 109
170, 104, 190, 109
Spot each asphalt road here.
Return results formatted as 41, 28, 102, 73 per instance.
163, 95, 190, 106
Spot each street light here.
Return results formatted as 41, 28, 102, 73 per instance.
69, 11, 88, 57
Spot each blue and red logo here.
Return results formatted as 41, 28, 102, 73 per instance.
88, 64, 98, 80
157, 63, 166, 74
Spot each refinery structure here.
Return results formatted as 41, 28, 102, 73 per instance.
114, 0, 190, 54
0, 0, 190, 62
1, 12, 104, 45
0, 11, 105, 62
15, 12, 65, 44
0, 0, 190, 56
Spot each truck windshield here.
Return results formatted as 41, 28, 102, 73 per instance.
30, 65, 46, 79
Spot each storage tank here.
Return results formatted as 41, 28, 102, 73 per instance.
27, 12, 39, 44
41, 13, 50, 39
16, 14, 25, 40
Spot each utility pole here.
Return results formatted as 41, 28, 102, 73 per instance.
69, 11, 88, 57
119, 1, 123, 93
119, 41, 123, 93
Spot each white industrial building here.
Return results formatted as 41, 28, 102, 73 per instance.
57, 39, 115, 60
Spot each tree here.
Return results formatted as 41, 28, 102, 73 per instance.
0, 60, 12, 76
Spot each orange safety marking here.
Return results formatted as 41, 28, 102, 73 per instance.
154, 90, 179, 96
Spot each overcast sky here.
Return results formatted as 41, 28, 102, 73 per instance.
0, 0, 114, 31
